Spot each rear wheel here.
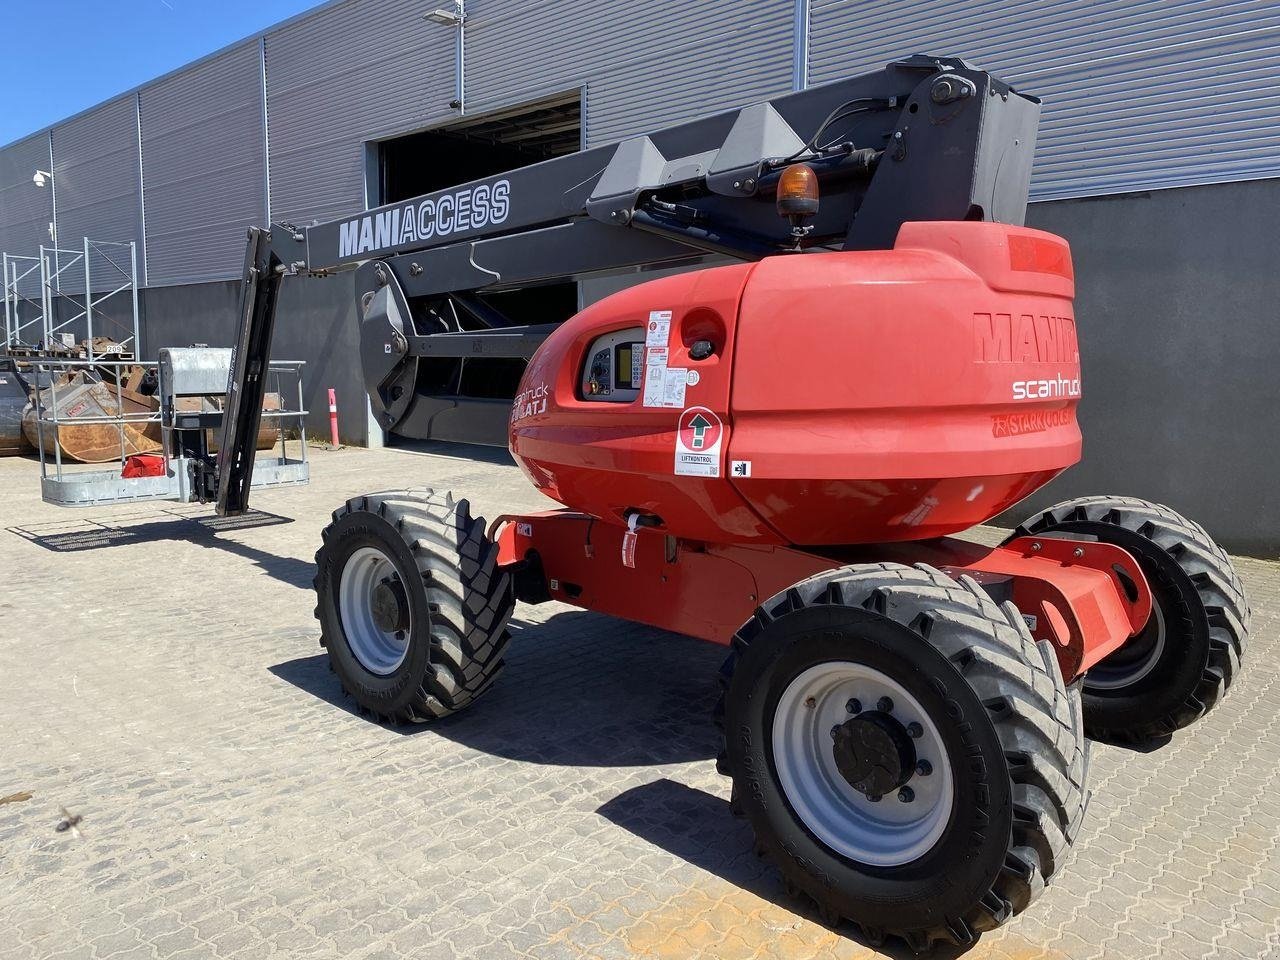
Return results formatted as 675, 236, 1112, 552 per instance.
1012, 496, 1249, 742
314, 489, 514, 722
718, 563, 1088, 952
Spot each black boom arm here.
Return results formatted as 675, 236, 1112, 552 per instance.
216, 54, 1040, 515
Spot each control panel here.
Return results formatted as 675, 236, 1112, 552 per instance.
581, 327, 645, 402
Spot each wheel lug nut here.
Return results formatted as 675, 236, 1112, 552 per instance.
876, 696, 894, 713
846, 698, 862, 714
906, 722, 923, 739
804, 696, 816, 709
899, 787, 915, 803
867, 793, 881, 803
916, 760, 932, 777
830, 725, 841, 739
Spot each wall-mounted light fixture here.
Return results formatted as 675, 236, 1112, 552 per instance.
423, 0, 466, 111
424, 1, 464, 26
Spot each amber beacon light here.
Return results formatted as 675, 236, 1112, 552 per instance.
776, 162, 820, 224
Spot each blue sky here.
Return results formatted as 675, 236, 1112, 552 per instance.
0, 0, 322, 146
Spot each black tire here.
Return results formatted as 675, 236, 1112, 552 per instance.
314, 489, 514, 722
717, 563, 1088, 952
1012, 496, 1249, 742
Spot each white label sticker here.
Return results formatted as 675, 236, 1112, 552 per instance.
674, 406, 723, 477
730, 460, 752, 478
643, 349, 667, 407
663, 368, 687, 408
686, 369, 700, 386
1023, 613, 1038, 631
621, 513, 640, 569
646, 310, 672, 347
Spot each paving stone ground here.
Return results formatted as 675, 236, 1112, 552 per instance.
1, 444, 1278, 960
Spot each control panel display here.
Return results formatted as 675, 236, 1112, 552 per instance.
582, 327, 645, 401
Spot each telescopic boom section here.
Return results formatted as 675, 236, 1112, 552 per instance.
216, 54, 1039, 516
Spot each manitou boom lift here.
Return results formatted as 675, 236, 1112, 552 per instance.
216, 56, 1249, 952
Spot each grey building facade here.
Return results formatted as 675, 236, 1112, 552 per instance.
1, 0, 1278, 554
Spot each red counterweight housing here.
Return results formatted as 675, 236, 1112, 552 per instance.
509, 222, 1081, 546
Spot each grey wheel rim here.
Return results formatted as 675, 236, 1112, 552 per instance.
338, 545, 410, 675
771, 661, 954, 867
1086, 601, 1167, 691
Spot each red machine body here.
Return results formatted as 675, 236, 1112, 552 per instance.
502, 221, 1150, 682
510, 221, 1081, 546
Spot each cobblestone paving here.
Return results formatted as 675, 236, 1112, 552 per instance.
1, 445, 1277, 960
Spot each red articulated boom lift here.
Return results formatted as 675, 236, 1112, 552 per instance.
216, 56, 1250, 951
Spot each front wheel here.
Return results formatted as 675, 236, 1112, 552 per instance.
313, 489, 514, 722
1011, 496, 1249, 742
718, 564, 1089, 952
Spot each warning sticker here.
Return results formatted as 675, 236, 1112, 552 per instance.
663, 367, 687, 408
621, 513, 640, 568
643, 356, 687, 408
646, 310, 672, 347
643, 347, 667, 406
675, 406, 723, 477
642, 310, 689, 408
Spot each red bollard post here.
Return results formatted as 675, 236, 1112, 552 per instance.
328, 387, 340, 448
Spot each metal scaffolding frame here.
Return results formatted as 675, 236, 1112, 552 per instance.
2, 253, 45, 348
36, 239, 141, 359
2, 238, 140, 356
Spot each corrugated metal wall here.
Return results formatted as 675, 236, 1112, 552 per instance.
3, 0, 1280, 286
50, 96, 142, 286
264, 0, 455, 227
808, 0, 1280, 199
466, 0, 794, 146
0, 133, 53, 298
141, 41, 266, 286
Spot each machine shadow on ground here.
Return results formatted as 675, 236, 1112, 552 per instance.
8, 508, 313, 589
598, 778, 980, 960
383, 437, 519, 467
269, 608, 724, 766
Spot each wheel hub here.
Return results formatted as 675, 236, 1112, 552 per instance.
337, 546, 412, 675
772, 661, 955, 866
832, 710, 917, 797
371, 577, 409, 633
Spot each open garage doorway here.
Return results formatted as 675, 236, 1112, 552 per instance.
371, 91, 582, 446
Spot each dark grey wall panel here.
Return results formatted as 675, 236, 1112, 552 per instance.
141, 41, 266, 286
467, 0, 795, 147
992, 179, 1280, 556
265, 0, 455, 227
141, 274, 369, 445
809, 0, 1280, 200
50, 96, 143, 283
